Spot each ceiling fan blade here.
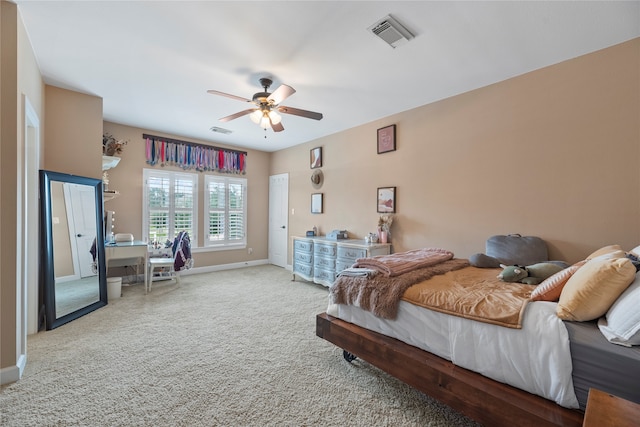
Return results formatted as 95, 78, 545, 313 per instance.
207, 89, 252, 103
267, 84, 296, 105
277, 105, 323, 121
220, 109, 256, 122
270, 117, 285, 132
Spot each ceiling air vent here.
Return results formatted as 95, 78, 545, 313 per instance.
368, 14, 414, 48
210, 126, 232, 135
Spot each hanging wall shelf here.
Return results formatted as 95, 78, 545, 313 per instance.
103, 190, 120, 202
102, 155, 121, 202
102, 155, 121, 171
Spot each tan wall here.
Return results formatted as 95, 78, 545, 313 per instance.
44, 85, 102, 179
271, 38, 640, 265
18, 11, 45, 341
102, 122, 271, 267
2, 0, 47, 374
1, 0, 19, 374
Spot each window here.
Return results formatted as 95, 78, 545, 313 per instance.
205, 175, 247, 248
143, 169, 198, 247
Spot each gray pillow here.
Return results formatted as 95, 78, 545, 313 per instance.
469, 253, 502, 268
486, 234, 548, 266
470, 234, 556, 268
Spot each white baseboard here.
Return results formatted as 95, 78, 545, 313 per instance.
183, 259, 269, 275
121, 259, 271, 284
0, 355, 25, 385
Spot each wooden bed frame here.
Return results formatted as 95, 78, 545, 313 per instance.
316, 312, 584, 427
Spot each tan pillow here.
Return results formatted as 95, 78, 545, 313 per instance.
589, 250, 627, 261
557, 257, 636, 321
531, 262, 585, 302
586, 245, 622, 260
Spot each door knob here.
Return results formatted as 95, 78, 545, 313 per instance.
77, 234, 83, 237
281, 226, 286, 229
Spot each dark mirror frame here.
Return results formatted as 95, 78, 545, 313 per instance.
39, 170, 107, 330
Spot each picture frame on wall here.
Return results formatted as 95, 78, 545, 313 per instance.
311, 193, 323, 214
377, 124, 396, 154
310, 147, 322, 169
377, 187, 396, 213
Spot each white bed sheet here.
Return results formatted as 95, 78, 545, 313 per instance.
327, 299, 579, 408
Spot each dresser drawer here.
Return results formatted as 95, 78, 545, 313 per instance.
294, 239, 313, 253
337, 246, 367, 261
293, 261, 313, 278
293, 251, 313, 264
336, 260, 355, 272
314, 255, 335, 270
314, 267, 336, 284
314, 243, 337, 257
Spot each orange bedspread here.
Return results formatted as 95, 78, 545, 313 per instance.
402, 266, 536, 329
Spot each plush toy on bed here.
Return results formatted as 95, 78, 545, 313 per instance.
497, 262, 564, 285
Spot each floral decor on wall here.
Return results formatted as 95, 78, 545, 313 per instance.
103, 132, 128, 156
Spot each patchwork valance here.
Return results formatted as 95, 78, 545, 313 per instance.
143, 133, 247, 174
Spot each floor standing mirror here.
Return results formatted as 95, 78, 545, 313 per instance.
40, 170, 107, 330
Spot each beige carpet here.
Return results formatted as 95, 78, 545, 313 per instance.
1, 265, 478, 426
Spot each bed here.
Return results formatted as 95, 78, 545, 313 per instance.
315, 246, 640, 427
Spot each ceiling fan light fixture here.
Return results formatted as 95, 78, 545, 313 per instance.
268, 110, 282, 125
259, 114, 271, 129
250, 109, 263, 124
209, 78, 323, 133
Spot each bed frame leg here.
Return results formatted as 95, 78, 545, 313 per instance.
343, 350, 357, 363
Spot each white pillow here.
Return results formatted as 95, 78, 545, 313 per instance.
598, 272, 640, 346
629, 245, 640, 258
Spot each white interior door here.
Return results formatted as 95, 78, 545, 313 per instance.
65, 183, 98, 278
268, 173, 288, 268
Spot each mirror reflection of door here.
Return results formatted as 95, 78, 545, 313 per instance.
51, 181, 100, 318
65, 183, 98, 278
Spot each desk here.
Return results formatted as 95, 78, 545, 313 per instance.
104, 241, 148, 286
583, 388, 640, 427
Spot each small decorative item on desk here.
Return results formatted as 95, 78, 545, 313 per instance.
378, 214, 394, 243
327, 229, 348, 240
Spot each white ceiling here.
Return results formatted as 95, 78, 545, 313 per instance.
16, 1, 640, 152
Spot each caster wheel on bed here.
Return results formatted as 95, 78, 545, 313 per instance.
343, 350, 357, 363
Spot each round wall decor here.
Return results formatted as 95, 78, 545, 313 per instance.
311, 169, 323, 188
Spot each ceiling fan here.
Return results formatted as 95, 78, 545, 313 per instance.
207, 77, 323, 133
